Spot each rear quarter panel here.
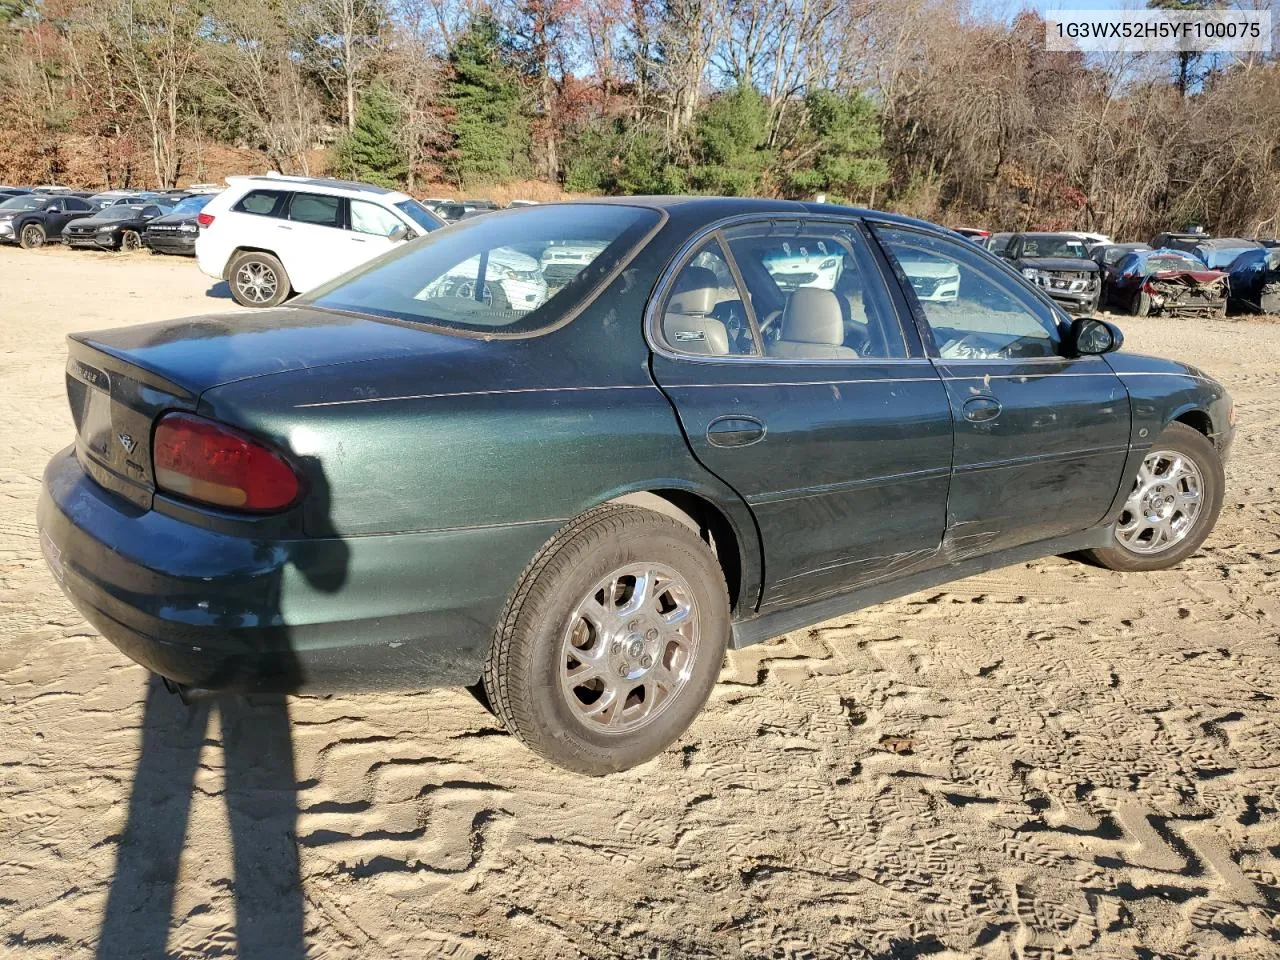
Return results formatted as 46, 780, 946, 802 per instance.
198, 245, 764, 611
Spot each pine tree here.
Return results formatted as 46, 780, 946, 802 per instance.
444, 17, 531, 187
788, 90, 889, 203
331, 80, 407, 188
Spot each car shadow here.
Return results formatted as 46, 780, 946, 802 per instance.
95, 457, 348, 959
205, 281, 233, 300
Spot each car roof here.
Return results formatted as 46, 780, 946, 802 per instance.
1011, 232, 1086, 240
227, 174, 410, 202
1193, 237, 1260, 248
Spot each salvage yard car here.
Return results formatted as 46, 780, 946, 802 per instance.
0, 193, 95, 248
143, 194, 215, 256
63, 203, 172, 252
195, 174, 444, 307
38, 198, 1233, 775
1225, 247, 1280, 314
1107, 249, 1228, 318
1000, 232, 1101, 314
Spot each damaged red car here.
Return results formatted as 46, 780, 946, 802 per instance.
1105, 248, 1228, 318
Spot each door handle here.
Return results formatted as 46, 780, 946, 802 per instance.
962, 396, 1002, 423
351, 236, 367, 242
706, 416, 766, 448
277, 224, 292, 230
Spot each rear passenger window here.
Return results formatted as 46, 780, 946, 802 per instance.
65, 198, 92, 212
288, 193, 342, 228
724, 221, 906, 360
233, 190, 287, 217
660, 239, 759, 357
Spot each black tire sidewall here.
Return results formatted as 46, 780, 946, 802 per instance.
121, 230, 140, 251
494, 509, 729, 774
20, 224, 45, 249
1089, 422, 1225, 572
229, 251, 290, 308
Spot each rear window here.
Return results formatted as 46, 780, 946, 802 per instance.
288, 192, 342, 227
302, 203, 662, 335
233, 189, 287, 217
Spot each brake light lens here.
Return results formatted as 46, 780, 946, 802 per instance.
196, 212, 215, 227
153, 412, 299, 511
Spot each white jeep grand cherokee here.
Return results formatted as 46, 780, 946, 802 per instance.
195, 174, 444, 307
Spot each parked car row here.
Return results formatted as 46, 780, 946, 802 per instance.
964, 225, 1278, 317
0, 184, 221, 254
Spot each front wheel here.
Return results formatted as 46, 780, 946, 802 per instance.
1081, 422, 1224, 572
1130, 289, 1152, 317
120, 229, 142, 252
19, 223, 46, 249
228, 251, 291, 308
484, 505, 730, 775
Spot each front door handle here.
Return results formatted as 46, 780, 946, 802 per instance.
962, 396, 1002, 423
706, 415, 766, 448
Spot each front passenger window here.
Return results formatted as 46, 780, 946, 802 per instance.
351, 200, 406, 237
660, 240, 758, 357
875, 225, 1060, 360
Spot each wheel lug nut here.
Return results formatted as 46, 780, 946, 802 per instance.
645, 628, 658, 641
628, 619, 640, 631
618, 663, 629, 676
641, 655, 653, 669
611, 641, 622, 654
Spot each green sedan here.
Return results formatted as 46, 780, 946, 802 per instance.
38, 198, 1233, 773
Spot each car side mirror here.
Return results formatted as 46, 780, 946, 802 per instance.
1065, 316, 1123, 357
46, 205, 58, 212
388, 224, 410, 243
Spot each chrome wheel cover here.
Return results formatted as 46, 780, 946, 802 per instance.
1115, 449, 1204, 555
235, 261, 278, 304
560, 563, 699, 735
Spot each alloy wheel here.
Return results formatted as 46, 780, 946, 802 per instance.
560, 563, 700, 734
1115, 449, 1204, 554
121, 230, 141, 251
21, 225, 44, 248
235, 261, 278, 304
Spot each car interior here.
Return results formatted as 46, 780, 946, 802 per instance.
661, 234, 891, 360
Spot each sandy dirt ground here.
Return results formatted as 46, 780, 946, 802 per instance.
1, 246, 1278, 959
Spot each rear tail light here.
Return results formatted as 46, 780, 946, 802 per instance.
196, 212, 215, 227
153, 412, 299, 511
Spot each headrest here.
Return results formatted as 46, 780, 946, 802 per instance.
781, 288, 845, 345
667, 265, 719, 315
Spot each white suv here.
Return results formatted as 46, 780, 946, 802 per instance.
195, 174, 445, 307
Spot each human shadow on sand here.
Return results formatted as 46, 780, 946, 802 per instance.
95, 456, 348, 959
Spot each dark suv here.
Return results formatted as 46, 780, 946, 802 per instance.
0, 193, 96, 248
999, 233, 1101, 314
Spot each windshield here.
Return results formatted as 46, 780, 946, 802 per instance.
0, 196, 46, 211
169, 195, 212, 215
95, 205, 148, 221
1020, 236, 1089, 259
396, 199, 444, 233
304, 203, 661, 335
1142, 253, 1207, 272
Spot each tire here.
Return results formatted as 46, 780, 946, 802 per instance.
120, 229, 142, 252
484, 504, 730, 775
19, 223, 46, 250
228, 251, 290, 308
1130, 289, 1151, 317
1081, 422, 1224, 572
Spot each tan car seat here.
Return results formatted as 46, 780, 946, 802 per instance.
767, 288, 859, 360
663, 265, 729, 355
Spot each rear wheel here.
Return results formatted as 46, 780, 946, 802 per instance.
19, 223, 45, 249
1081, 422, 1224, 572
484, 505, 730, 775
228, 251, 290, 308
120, 229, 142, 252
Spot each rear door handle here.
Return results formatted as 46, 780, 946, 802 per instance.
277, 224, 292, 230
962, 396, 1002, 423
706, 416, 766, 448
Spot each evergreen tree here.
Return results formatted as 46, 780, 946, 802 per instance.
688, 86, 776, 196
788, 90, 889, 203
445, 17, 530, 186
331, 80, 407, 187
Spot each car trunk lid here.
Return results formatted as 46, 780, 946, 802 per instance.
66, 307, 475, 509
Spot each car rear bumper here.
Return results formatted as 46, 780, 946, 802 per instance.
38, 447, 553, 692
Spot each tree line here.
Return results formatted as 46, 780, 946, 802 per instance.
1, 0, 1278, 239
